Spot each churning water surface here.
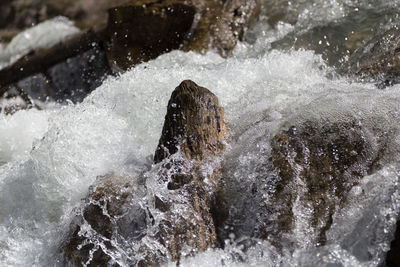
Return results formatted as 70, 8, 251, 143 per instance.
1, 0, 400, 266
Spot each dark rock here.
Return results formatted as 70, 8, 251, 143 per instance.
254, 120, 387, 248
106, 0, 261, 70
16, 73, 53, 101
349, 27, 400, 88
62, 173, 147, 267
1, 45, 112, 104
386, 218, 400, 267
63, 80, 228, 266
214, 116, 390, 251
107, 2, 196, 70
0, 0, 15, 30
46, 47, 111, 103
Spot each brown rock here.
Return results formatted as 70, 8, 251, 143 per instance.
62, 173, 147, 267
147, 80, 227, 263
106, 0, 261, 70
254, 120, 387, 248
63, 80, 228, 266
349, 27, 400, 88
154, 80, 226, 163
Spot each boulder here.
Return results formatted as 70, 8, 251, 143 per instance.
106, 0, 261, 70
349, 27, 400, 88
148, 80, 227, 263
253, 120, 386, 248
1, 0, 260, 105
63, 80, 228, 266
214, 117, 390, 250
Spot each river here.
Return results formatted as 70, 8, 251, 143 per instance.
1, 0, 400, 266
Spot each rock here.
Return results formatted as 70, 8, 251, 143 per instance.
214, 117, 390, 251
253, 120, 386, 248
386, 219, 400, 266
154, 80, 226, 163
349, 27, 400, 88
62, 173, 148, 267
148, 80, 227, 263
0, 0, 128, 36
63, 80, 228, 266
0, 87, 34, 115
106, 0, 261, 70
45, 47, 111, 103
106, 2, 196, 70
0, 38, 112, 104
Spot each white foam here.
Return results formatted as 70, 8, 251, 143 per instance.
0, 16, 80, 69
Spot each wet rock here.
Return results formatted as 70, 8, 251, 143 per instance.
148, 80, 227, 263
106, 0, 261, 70
63, 173, 148, 267
106, 2, 196, 70
215, 116, 391, 251
386, 219, 400, 267
0, 87, 33, 115
1, 46, 112, 104
154, 80, 226, 163
63, 80, 227, 266
46, 47, 111, 103
0, 0, 129, 36
254, 120, 386, 248
349, 27, 400, 88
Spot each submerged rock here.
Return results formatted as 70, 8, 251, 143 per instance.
63, 173, 147, 267
63, 80, 227, 266
349, 27, 400, 88
107, 0, 261, 70
215, 116, 391, 251
256, 120, 383, 247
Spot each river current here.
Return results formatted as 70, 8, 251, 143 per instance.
1, 0, 400, 266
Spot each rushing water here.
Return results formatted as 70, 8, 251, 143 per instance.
1, 0, 400, 266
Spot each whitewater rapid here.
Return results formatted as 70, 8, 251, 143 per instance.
1, 0, 400, 266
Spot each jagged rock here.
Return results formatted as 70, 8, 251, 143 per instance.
63, 80, 227, 266
106, 0, 261, 70
254, 120, 386, 248
349, 27, 400, 88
